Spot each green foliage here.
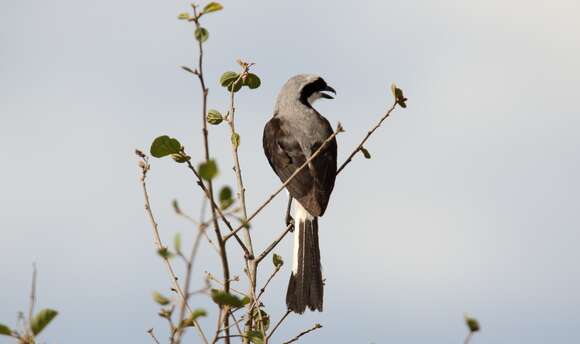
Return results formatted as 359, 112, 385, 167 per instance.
210, 289, 249, 308
390, 83, 408, 108
464, 315, 480, 332
157, 247, 174, 259
219, 71, 261, 93
152, 291, 171, 306
172, 199, 181, 214
272, 253, 283, 268
195, 27, 209, 43
360, 147, 371, 159
198, 160, 219, 181
243, 73, 261, 89
207, 109, 223, 125
247, 330, 264, 344
231, 132, 240, 149
219, 186, 234, 210
220, 71, 239, 87
150, 136, 182, 158
203, 2, 223, 14
30, 309, 58, 336
253, 308, 270, 331
174, 232, 182, 253
180, 308, 207, 328
171, 152, 191, 163
177, 12, 190, 20
0, 323, 12, 336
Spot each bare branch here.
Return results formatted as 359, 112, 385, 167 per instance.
256, 224, 293, 263
267, 310, 291, 341
336, 101, 398, 175
282, 323, 322, 344
137, 155, 209, 344
147, 328, 162, 344
184, 160, 252, 258
464, 332, 474, 344
27, 263, 37, 336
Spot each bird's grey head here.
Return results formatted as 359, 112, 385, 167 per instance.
275, 74, 336, 111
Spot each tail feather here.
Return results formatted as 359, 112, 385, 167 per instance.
286, 203, 323, 313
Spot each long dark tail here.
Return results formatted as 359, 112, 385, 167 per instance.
286, 203, 323, 313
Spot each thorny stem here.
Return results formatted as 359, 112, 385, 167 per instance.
224, 123, 344, 241
137, 155, 209, 344
191, 4, 231, 342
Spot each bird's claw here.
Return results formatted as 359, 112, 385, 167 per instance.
286, 216, 295, 232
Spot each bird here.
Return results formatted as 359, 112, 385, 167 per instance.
262, 74, 337, 314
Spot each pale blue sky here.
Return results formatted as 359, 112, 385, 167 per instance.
1, 0, 579, 343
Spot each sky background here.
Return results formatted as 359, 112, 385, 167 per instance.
1, 0, 579, 343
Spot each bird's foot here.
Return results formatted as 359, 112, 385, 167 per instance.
286, 215, 295, 232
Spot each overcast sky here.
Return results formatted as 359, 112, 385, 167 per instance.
1, 0, 579, 343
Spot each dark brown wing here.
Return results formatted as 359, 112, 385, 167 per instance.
263, 116, 337, 216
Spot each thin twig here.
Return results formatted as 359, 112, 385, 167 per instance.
464, 332, 474, 344
336, 101, 398, 175
27, 263, 37, 336
147, 328, 162, 344
225, 123, 344, 241
267, 310, 291, 341
184, 160, 252, 258
256, 266, 282, 301
191, 4, 232, 341
226, 67, 259, 344
256, 224, 293, 263
281, 323, 322, 344
137, 154, 209, 344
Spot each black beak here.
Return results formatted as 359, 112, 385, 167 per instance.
320, 85, 336, 99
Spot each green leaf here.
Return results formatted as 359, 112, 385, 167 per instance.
244, 73, 261, 89
207, 109, 223, 125
272, 253, 283, 268
157, 247, 173, 259
227, 79, 243, 93
172, 199, 181, 214
171, 152, 191, 163
198, 160, 219, 181
220, 71, 239, 87
174, 233, 182, 253
464, 315, 480, 332
390, 83, 407, 108
247, 330, 264, 344
0, 324, 12, 336
194, 27, 209, 43
150, 135, 182, 158
177, 12, 190, 20
219, 186, 234, 210
180, 308, 207, 328
252, 308, 270, 331
360, 147, 371, 159
152, 291, 171, 306
203, 2, 223, 14
30, 309, 58, 336
231, 132, 240, 149
210, 289, 249, 308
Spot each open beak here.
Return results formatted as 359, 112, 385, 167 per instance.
320, 85, 336, 99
